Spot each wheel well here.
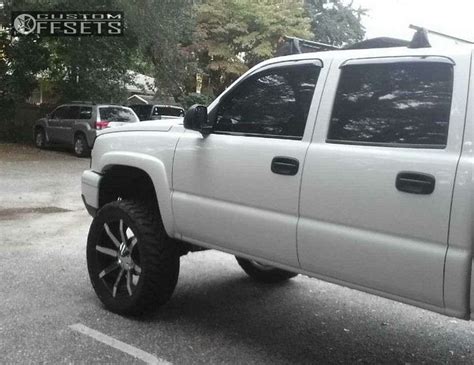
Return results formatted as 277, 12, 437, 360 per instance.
34, 125, 44, 133
74, 131, 86, 139
99, 166, 159, 213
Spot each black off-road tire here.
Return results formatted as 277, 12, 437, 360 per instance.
74, 133, 91, 157
35, 127, 46, 149
87, 200, 180, 316
236, 257, 298, 283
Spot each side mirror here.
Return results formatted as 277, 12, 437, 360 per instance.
183, 104, 212, 135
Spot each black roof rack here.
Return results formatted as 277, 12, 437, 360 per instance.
276, 36, 340, 56
408, 27, 431, 48
409, 24, 474, 45
279, 24, 474, 56
344, 37, 409, 50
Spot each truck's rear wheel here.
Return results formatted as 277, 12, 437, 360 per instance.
236, 257, 297, 283
87, 200, 179, 316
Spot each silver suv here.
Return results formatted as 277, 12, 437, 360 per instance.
34, 103, 139, 157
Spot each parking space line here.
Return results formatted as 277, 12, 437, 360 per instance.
69, 323, 172, 365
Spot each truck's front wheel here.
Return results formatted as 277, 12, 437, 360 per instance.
236, 257, 297, 283
87, 200, 179, 316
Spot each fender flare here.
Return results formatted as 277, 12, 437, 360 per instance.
97, 151, 176, 238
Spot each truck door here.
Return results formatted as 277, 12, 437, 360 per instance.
172, 60, 327, 267
298, 54, 470, 310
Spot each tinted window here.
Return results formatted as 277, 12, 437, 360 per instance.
79, 106, 92, 119
130, 105, 152, 121
327, 62, 454, 148
99, 107, 138, 123
64, 106, 80, 119
51, 106, 66, 119
153, 106, 185, 117
214, 64, 320, 139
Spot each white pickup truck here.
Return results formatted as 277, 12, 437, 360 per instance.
82, 41, 474, 319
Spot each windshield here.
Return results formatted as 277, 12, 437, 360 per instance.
99, 107, 138, 123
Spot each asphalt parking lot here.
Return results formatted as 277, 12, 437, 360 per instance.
1, 143, 474, 364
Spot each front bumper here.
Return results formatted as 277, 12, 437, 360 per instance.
81, 169, 102, 217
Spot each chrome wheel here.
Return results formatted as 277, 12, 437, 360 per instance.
35, 129, 45, 148
74, 137, 84, 156
87, 200, 180, 315
96, 219, 141, 298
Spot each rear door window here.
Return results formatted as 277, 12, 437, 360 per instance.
79, 106, 93, 119
327, 61, 454, 148
51, 106, 66, 119
99, 107, 138, 123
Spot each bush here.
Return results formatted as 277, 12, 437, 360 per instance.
0, 102, 53, 143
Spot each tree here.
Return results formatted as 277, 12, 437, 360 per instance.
45, 36, 138, 103
305, 0, 366, 47
3, 0, 143, 104
121, 0, 197, 99
195, 0, 313, 94
0, 33, 50, 103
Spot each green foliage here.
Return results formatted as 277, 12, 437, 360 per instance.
195, 0, 313, 94
178, 92, 215, 110
0, 32, 50, 102
305, 0, 366, 46
0, 0, 366, 115
121, 0, 196, 98
45, 36, 137, 103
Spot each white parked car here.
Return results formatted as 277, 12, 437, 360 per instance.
82, 37, 474, 319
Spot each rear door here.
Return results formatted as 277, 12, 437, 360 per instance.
298, 54, 470, 309
61, 105, 80, 144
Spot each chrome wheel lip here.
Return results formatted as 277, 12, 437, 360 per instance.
96, 219, 141, 298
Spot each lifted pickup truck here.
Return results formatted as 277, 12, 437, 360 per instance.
82, 41, 474, 318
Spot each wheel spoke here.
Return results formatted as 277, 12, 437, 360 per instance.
104, 223, 121, 248
96, 245, 118, 258
129, 237, 138, 253
112, 268, 125, 298
126, 271, 132, 296
119, 219, 127, 246
99, 262, 120, 279
134, 265, 142, 275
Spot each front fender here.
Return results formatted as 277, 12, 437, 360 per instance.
96, 151, 176, 238
34, 119, 49, 141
